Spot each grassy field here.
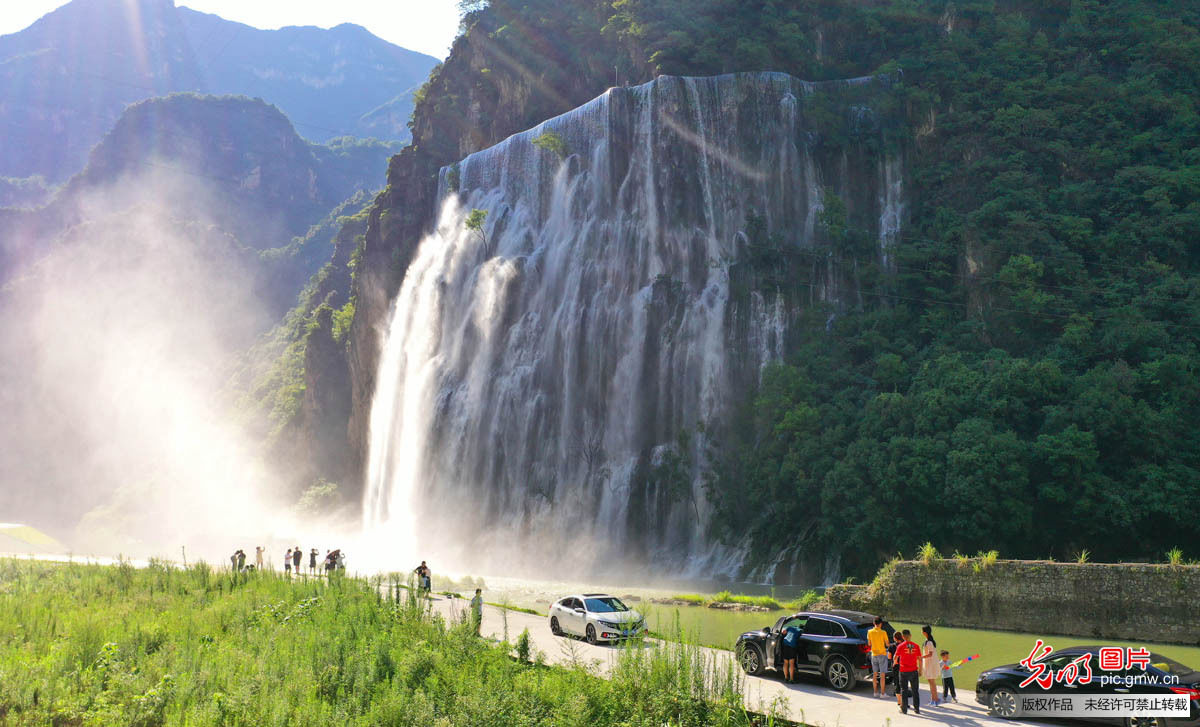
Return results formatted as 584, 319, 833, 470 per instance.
0, 558, 772, 726
638, 603, 1200, 690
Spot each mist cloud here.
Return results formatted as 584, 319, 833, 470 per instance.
0, 167, 312, 560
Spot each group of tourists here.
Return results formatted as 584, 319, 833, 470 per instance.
229, 549, 249, 572
867, 618, 958, 715
284, 547, 345, 575
226, 546, 346, 576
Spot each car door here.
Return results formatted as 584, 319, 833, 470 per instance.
1055, 653, 1112, 719
553, 599, 573, 634
801, 617, 837, 672
564, 598, 585, 635
764, 616, 787, 669
555, 598, 573, 634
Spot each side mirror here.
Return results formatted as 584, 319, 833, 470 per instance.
575, 607, 585, 614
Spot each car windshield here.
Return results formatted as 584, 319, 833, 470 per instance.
584, 597, 628, 613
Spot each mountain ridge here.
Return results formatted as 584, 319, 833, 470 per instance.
0, 0, 438, 187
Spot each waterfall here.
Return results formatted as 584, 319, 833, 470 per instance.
878, 155, 904, 271
363, 72, 901, 579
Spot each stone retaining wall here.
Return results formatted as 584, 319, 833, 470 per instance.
826, 560, 1200, 645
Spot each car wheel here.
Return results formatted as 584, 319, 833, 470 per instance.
1127, 718, 1161, 727
989, 687, 1021, 719
823, 655, 854, 691
550, 616, 563, 636
586, 624, 598, 645
738, 643, 765, 676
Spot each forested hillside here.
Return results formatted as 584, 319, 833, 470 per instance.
616, 0, 1200, 576
328, 0, 1200, 579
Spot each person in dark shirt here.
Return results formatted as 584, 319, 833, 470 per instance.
292, 546, 302, 573
309, 548, 318, 575
894, 629, 923, 715
888, 630, 903, 705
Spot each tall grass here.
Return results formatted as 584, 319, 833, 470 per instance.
0, 558, 765, 726
973, 550, 1000, 572
611, 614, 750, 727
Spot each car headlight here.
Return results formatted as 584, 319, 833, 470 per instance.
599, 620, 620, 629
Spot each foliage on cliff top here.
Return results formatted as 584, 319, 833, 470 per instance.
0, 558, 760, 726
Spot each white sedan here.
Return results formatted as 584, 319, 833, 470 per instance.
548, 593, 647, 644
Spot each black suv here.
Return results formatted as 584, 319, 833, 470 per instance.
734, 609, 890, 691
976, 646, 1200, 726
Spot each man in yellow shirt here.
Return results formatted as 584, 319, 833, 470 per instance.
867, 616, 891, 698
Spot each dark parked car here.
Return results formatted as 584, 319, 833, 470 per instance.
976, 646, 1200, 727
734, 609, 892, 691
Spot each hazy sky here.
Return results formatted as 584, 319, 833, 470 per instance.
0, 0, 462, 59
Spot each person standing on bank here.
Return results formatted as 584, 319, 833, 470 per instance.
867, 616, 890, 698
921, 625, 941, 706
309, 548, 318, 575
894, 629, 922, 715
470, 588, 484, 635
255, 546, 264, 570
284, 548, 293, 574
292, 546, 302, 574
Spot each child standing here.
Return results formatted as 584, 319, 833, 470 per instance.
940, 650, 957, 702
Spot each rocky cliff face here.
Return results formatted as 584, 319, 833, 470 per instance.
356, 71, 903, 577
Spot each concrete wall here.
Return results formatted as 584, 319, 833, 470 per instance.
826, 559, 1200, 645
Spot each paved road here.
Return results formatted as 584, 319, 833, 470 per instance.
433, 595, 1027, 727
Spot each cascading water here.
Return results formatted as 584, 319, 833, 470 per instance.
363, 72, 902, 580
